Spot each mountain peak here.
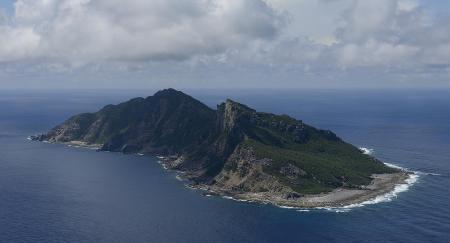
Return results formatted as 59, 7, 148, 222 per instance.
223, 99, 255, 112
215, 99, 256, 133
153, 88, 185, 98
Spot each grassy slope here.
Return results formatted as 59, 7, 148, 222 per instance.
242, 114, 398, 194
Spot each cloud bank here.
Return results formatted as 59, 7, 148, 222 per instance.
2, 0, 285, 63
0, 0, 449, 88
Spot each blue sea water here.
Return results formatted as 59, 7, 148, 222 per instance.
0, 89, 449, 242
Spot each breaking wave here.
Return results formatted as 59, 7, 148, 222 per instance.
359, 147, 374, 155
278, 148, 421, 213
316, 148, 420, 213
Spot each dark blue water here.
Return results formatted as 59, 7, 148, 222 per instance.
1, 89, 449, 242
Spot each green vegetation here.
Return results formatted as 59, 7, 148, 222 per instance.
243, 136, 397, 194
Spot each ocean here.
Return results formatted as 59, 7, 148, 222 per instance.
0, 89, 449, 242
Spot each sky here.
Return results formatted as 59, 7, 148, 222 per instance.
0, 0, 449, 89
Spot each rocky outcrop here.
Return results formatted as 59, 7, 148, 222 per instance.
213, 145, 290, 195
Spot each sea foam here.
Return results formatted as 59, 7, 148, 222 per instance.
316, 148, 420, 213
315, 177, 419, 213
340, 172, 419, 210
359, 147, 374, 155
174, 146, 421, 213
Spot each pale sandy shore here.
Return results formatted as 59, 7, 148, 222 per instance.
291, 172, 410, 208
63, 140, 103, 150
194, 172, 411, 209
158, 154, 412, 209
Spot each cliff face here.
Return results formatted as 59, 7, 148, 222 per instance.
213, 145, 295, 197
33, 88, 398, 196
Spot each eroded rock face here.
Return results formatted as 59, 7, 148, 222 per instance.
217, 100, 254, 132
165, 156, 186, 169
213, 146, 294, 196
41, 113, 95, 142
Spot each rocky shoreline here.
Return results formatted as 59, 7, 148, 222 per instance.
160, 155, 412, 209
29, 137, 103, 150
63, 140, 103, 150
31, 138, 412, 209
191, 173, 410, 209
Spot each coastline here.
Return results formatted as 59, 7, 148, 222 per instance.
159, 153, 416, 210
63, 140, 103, 150
30, 138, 417, 210
28, 137, 103, 150
187, 171, 412, 209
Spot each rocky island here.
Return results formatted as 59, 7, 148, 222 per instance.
32, 89, 409, 208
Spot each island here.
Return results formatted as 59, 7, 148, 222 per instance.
31, 88, 409, 208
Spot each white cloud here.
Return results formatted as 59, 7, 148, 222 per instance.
336, 0, 398, 43
4, 0, 286, 64
397, 0, 419, 12
337, 40, 419, 67
0, 25, 41, 62
328, 0, 450, 70
0, 0, 449, 87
